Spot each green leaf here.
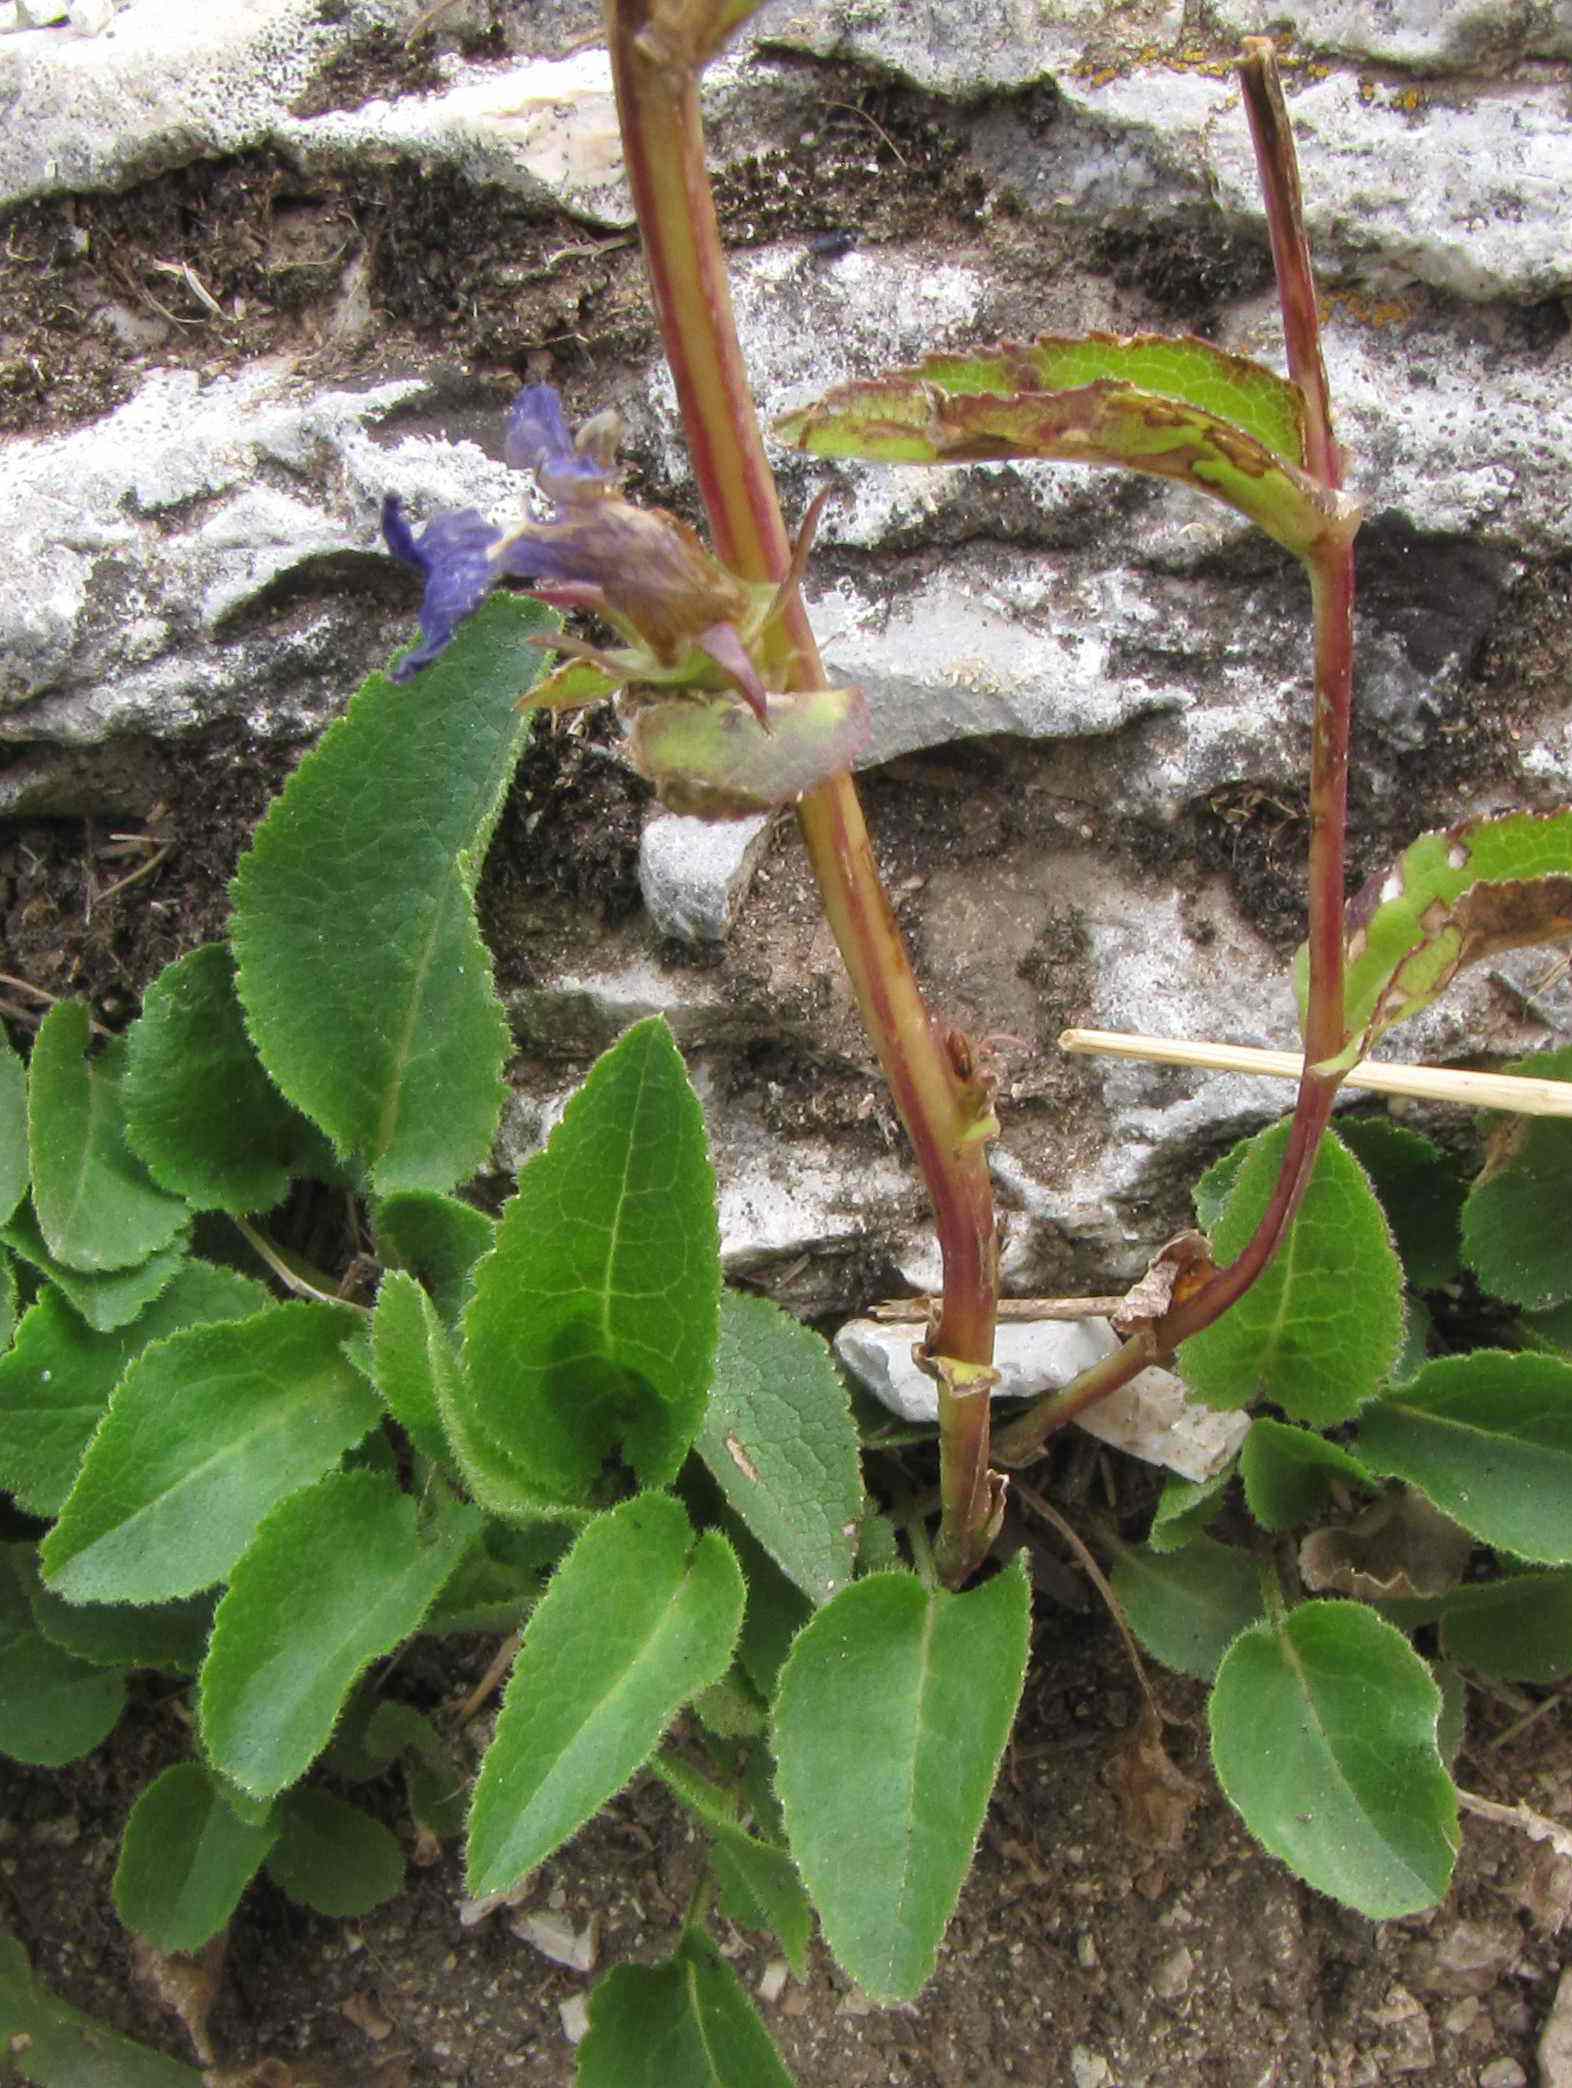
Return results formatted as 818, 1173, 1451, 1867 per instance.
362, 1702, 469, 1842
375, 1189, 495, 1329
1147, 1469, 1231, 1554
1240, 1417, 1379, 1532
577, 1929, 794, 2088
26, 1004, 188, 1273
0, 1932, 203, 2088
0, 1026, 25, 1229
41, 1301, 378, 1604
1522, 1295, 1572, 1360
774, 332, 1355, 561
0, 1263, 269, 1518
231, 592, 553, 1196
423, 1518, 565, 1634
772, 1556, 1030, 2003
1210, 1600, 1458, 1918
264, 1788, 405, 1918
0, 1200, 190, 1333
1435, 1570, 1572, 1683
1112, 1532, 1266, 1681
0, 1632, 126, 1766
371, 1268, 456, 1465
628, 684, 869, 819
728, 1517, 813, 1704
113, 1762, 278, 1952
653, 1755, 813, 1977
1298, 809, 1572, 1054
30, 1583, 214, 1676
121, 943, 328, 1214
463, 1019, 720, 1505
414, 1276, 584, 1528
467, 1493, 744, 1898
1192, 1139, 1248, 1230
1356, 1351, 1572, 1562
0, 1251, 15, 1356
200, 1468, 477, 1798
1178, 1122, 1404, 1425
697, 1292, 861, 1605
1459, 1047, 1572, 1310
1334, 1116, 1465, 1290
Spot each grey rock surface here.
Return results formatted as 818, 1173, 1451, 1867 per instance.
834, 1313, 1250, 1478
3, 0, 1570, 1299
639, 811, 773, 943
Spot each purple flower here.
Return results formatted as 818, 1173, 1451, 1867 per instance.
380, 498, 504, 683
382, 383, 738, 683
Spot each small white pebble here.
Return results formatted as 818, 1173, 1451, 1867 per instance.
559, 1994, 591, 2046
758, 1958, 789, 2004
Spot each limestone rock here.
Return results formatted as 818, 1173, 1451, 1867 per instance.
835, 1313, 1250, 1479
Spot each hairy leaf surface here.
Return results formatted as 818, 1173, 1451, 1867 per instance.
231, 593, 553, 1195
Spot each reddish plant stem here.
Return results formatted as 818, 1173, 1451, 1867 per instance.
605, 1, 999, 1584
996, 39, 1358, 1467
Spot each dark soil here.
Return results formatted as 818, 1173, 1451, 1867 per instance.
3, 1598, 1568, 2088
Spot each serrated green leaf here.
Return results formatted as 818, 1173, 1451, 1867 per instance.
774, 333, 1354, 560
0, 1027, 25, 1230
113, 1762, 278, 1952
1334, 1116, 1465, 1290
1111, 1532, 1266, 1681
1356, 1351, 1572, 1561
1240, 1417, 1379, 1532
0, 1251, 16, 1356
1435, 1569, 1572, 1683
697, 1292, 861, 1606
415, 1276, 584, 1529
463, 1019, 720, 1505
726, 1516, 812, 1704
29, 1582, 214, 1675
371, 1268, 456, 1464
467, 1493, 744, 1898
41, 1301, 378, 1605
362, 1702, 468, 1841
918, 333, 1308, 464
0, 1200, 190, 1333
1210, 1601, 1457, 1918
0, 1263, 269, 1518
0, 1932, 204, 2088
1192, 1139, 1249, 1231
265, 1788, 405, 1917
1178, 1122, 1404, 1425
653, 1754, 812, 1977
1147, 1469, 1231, 1553
26, 1005, 188, 1273
1298, 809, 1572, 1053
0, 1560, 127, 1767
772, 1556, 1029, 2003
422, 1517, 565, 1634
577, 1929, 794, 2088
121, 943, 329, 1214
1460, 1046, 1572, 1310
231, 592, 554, 1196
1522, 1294, 1572, 1359
200, 1468, 477, 1798
375, 1189, 495, 1329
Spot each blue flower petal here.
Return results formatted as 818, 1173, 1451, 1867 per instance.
504, 385, 612, 484
380, 495, 503, 682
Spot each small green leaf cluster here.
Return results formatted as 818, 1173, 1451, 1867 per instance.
0, 602, 1029, 2082
1117, 1068, 1572, 1919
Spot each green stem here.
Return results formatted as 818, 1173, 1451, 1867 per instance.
997, 37, 1358, 1467
605, 0, 999, 1585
